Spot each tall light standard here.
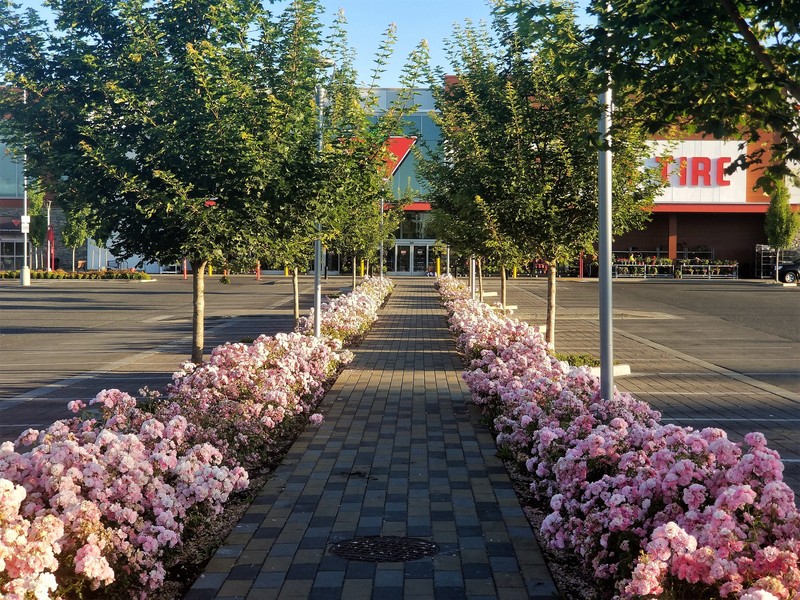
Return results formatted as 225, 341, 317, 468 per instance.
313, 58, 335, 338
598, 85, 614, 402
379, 180, 388, 278
46, 199, 53, 271
20, 162, 31, 285
20, 89, 30, 286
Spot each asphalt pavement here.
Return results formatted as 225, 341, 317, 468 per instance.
2, 275, 797, 479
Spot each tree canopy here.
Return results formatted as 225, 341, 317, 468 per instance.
422, 2, 663, 347
0, 0, 426, 361
584, 0, 800, 189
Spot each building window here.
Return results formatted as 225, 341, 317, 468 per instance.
0, 144, 24, 199
397, 211, 432, 240
0, 241, 25, 270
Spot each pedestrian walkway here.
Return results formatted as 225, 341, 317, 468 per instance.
186, 279, 559, 600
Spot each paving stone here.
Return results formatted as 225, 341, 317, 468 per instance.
194, 281, 557, 598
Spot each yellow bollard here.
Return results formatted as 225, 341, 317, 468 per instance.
284, 266, 289, 276
208, 264, 213, 276
436, 257, 441, 277
512, 266, 517, 278
360, 260, 365, 277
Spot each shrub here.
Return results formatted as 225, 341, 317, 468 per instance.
0, 277, 393, 597
437, 274, 800, 600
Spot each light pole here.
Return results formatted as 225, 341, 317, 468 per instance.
379, 181, 388, 278
598, 85, 614, 402
46, 199, 53, 272
313, 83, 325, 338
313, 58, 335, 338
20, 89, 30, 286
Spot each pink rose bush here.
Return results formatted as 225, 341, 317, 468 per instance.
437, 274, 800, 600
1, 390, 249, 597
1, 277, 392, 598
297, 276, 393, 344
166, 330, 351, 470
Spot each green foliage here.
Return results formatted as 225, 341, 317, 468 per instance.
423, 0, 664, 347
0, 269, 151, 280
423, 2, 662, 264
765, 179, 800, 249
262, 11, 429, 273
423, 1, 662, 264
552, 352, 601, 367
60, 205, 95, 251
585, 0, 800, 188
0, 0, 284, 268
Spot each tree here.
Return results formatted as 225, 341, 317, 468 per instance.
423, 4, 663, 348
321, 19, 429, 288
584, 0, 800, 189
0, 0, 330, 363
765, 180, 800, 280
60, 206, 94, 271
25, 183, 47, 270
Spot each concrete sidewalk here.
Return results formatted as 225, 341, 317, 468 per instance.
187, 279, 558, 600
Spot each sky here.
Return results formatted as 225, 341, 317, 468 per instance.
297, 0, 501, 86
12, 0, 589, 88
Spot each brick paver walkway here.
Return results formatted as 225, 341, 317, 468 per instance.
186, 280, 558, 600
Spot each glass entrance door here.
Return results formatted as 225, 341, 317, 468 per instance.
413, 245, 427, 274
396, 245, 410, 272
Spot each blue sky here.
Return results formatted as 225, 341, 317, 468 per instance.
13, 0, 591, 87
299, 0, 501, 86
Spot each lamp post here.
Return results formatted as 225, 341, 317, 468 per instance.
20, 89, 30, 286
379, 182, 387, 278
313, 83, 325, 338
598, 85, 614, 402
46, 199, 53, 272
313, 58, 334, 338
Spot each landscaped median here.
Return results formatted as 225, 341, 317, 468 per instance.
436, 274, 799, 600
0, 276, 393, 599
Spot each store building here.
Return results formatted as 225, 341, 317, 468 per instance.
374, 88, 442, 276
0, 143, 27, 270
614, 135, 800, 277
377, 99, 800, 278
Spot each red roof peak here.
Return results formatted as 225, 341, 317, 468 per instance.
385, 136, 417, 176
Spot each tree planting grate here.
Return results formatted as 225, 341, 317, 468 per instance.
328, 536, 439, 562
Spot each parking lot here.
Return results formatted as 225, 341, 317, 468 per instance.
1, 275, 798, 492
499, 277, 800, 492
0, 274, 323, 440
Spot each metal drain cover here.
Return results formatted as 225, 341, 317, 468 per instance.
329, 536, 438, 562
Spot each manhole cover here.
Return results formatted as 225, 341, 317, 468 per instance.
329, 536, 439, 562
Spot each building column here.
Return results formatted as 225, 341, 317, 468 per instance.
668, 214, 678, 260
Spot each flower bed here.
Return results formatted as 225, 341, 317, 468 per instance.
0, 276, 392, 599
436, 274, 799, 600
0, 269, 152, 280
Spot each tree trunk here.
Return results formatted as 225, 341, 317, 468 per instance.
292, 267, 300, 323
546, 260, 557, 350
500, 265, 507, 310
190, 260, 207, 364
351, 256, 357, 289
775, 248, 780, 282
477, 258, 484, 301
71, 247, 76, 272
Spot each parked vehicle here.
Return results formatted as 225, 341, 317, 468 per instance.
775, 258, 800, 283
